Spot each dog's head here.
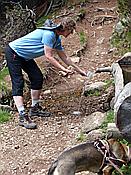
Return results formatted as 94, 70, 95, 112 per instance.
121, 143, 131, 163
100, 139, 131, 175
108, 138, 131, 164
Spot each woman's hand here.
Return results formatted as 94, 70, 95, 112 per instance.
59, 66, 74, 77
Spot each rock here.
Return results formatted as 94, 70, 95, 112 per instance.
84, 81, 106, 95
86, 129, 105, 141
82, 112, 106, 133
70, 56, 81, 63
43, 90, 51, 95
107, 123, 123, 139
97, 37, 105, 45
72, 111, 81, 115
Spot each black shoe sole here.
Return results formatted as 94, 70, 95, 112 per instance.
19, 122, 37, 129
29, 112, 52, 118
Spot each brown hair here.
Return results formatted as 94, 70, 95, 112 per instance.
59, 17, 76, 31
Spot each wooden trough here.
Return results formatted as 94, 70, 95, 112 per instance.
96, 52, 131, 143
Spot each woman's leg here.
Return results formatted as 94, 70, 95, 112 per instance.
22, 59, 51, 117
5, 46, 37, 129
21, 59, 43, 105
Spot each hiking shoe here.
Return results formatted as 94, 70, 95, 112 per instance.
29, 103, 51, 117
19, 113, 37, 129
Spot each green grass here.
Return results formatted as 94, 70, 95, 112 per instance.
76, 131, 87, 142
99, 111, 131, 175
0, 109, 11, 123
113, 138, 131, 174
79, 31, 87, 45
36, 16, 49, 27
0, 67, 9, 90
84, 89, 101, 97
104, 79, 114, 89
100, 110, 115, 130
113, 164, 131, 175
79, 0, 89, 3
0, 67, 9, 80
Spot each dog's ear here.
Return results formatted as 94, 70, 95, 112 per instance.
121, 143, 131, 162
108, 139, 129, 162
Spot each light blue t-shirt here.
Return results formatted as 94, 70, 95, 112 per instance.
9, 29, 63, 60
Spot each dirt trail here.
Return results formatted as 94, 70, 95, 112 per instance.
0, 0, 118, 175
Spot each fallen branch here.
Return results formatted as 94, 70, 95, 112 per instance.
91, 15, 117, 27
96, 7, 117, 14
45, 0, 54, 16
55, 11, 72, 19
95, 15, 117, 19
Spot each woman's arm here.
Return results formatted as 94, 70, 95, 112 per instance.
44, 45, 72, 74
57, 50, 87, 76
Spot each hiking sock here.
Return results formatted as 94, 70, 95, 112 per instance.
31, 99, 39, 107
18, 106, 25, 115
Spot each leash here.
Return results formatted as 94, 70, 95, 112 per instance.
94, 140, 125, 175
106, 158, 124, 175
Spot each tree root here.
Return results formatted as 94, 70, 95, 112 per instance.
91, 15, 117, 27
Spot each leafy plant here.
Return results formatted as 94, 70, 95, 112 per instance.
36, 16, 50, 27
100, 110, 115, 130
110, 1, 131, 56
80, 0, 89, 3
113, 138, 131, 174
0, 67, 9, 90
0, 67, 9, 80
76, 131, 86, 142
117, 0, 129, 17
79, 31, 87, 45
79, 8, 86, 16
113, 164, 131, 175
85, 89, 101, 97
104, 79, 114, 89
0, 109, 11, 123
